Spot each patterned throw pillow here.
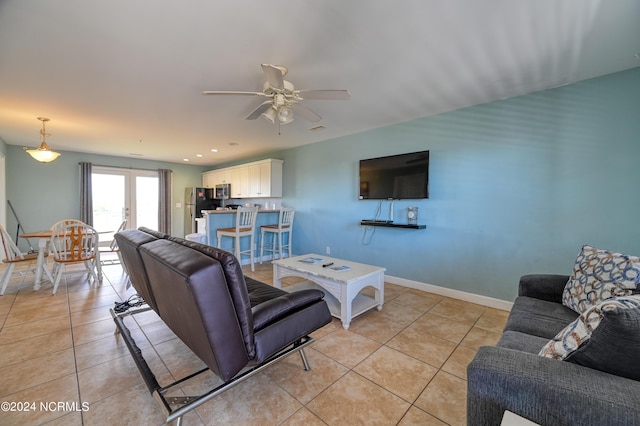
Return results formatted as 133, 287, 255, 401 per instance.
538, 295, 640, 381
562, 245, 640, 314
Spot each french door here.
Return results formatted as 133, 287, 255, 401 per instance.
92, 167, 158, 239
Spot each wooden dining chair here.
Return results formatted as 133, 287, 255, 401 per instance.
49, 220, 101, 294
49, 219, 89, 282
0, 224, 45, 295
50, 219, 85, 230
216, 206, 259, 272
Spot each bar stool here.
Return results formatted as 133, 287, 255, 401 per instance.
216, 206, 259, 271
260, 207, 295, 263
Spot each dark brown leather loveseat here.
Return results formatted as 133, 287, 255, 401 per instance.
113, 227, 332, 424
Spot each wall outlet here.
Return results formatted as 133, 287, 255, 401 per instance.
325, 246, 331, 255
175, 202, 182, 208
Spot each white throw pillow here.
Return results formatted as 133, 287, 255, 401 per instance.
562, 245, 640, 314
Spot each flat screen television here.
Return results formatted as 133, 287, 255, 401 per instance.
359, 150, 429, 200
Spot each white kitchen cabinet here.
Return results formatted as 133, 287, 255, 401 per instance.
248, 160, 282, 197
202, 169, 231, 188
216, 169, 232, 184
203, 158, 283, 198
230, 166, 249, 198
248, 163, 264, 197
202, 171, 216, 188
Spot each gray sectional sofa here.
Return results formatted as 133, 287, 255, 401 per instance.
467, 274, 640, 425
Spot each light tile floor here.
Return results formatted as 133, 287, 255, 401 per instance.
0, 257, 508, 425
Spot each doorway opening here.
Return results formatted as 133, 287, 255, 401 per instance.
92, 166, 158, 242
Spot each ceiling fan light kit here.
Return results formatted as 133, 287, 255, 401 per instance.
277, 106, 294, 124
203, 64, 350, 128
261, 107, 277, 123
25, 117, 61, 163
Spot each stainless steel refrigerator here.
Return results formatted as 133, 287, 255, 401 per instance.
184, 187, 218, 235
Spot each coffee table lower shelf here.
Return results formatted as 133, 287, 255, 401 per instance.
272, 254, 385, 330
285, 280, 380, 327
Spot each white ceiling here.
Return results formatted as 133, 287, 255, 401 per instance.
1, 0, 638, 166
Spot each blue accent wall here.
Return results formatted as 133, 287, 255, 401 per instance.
279, 67, 640, 301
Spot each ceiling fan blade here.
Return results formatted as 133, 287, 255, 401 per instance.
261, 64, 285, 90
291, 104, 322, 123
202, 91, 264, 96
246, 101, 274, 120
296, 89, 351, 100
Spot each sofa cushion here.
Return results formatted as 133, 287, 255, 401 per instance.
562, 245, 640, 314
518, 274, 570, 303
167, 237, 257, 357
504, 296, 579, 339
246, 277, 287, 307
497, 330, 551, 354
251, 289, 326, 332
138, 226, 170, 240
539, 295, 640, 381
114, 229, 161, 313
139, 239, 251, 382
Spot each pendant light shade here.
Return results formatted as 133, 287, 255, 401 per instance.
26, 117, 61, 163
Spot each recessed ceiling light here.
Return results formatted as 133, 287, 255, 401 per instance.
183, 158, 190, 162
196, 154, 203, 158
211, 149, 218, 153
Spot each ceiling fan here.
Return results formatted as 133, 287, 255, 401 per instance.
202, 64, 350, 127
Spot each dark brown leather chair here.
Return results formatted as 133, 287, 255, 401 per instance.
113, 228, 331, 424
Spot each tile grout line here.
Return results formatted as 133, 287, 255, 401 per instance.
0, 262, 505, 425
65, 276, 88, 426
268, 276, 460, 425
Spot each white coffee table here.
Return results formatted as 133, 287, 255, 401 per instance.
272, 254, 385, 330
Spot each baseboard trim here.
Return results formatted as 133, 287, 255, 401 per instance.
243, 254, 513, 312
384, 274, 513, 312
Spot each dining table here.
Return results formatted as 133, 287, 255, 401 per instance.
19, 228, 104, 291
19, 230, 54, 290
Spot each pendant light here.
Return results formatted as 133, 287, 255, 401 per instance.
26, 117, 61, 163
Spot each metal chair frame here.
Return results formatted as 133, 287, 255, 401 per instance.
99, 220, 127, 267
